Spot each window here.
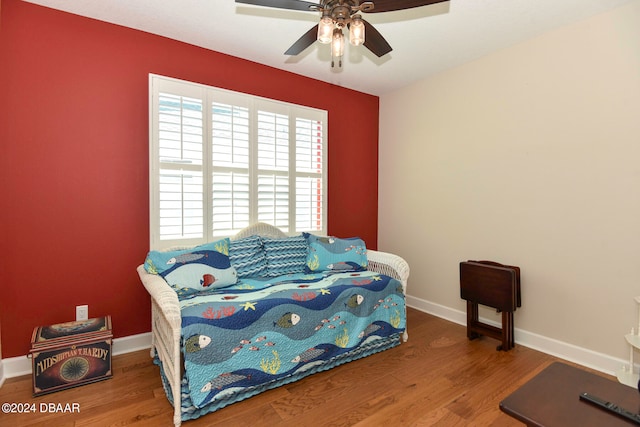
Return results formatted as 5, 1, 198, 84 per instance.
149, 75, 327, 249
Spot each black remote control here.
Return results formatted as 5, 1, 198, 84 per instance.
580, 392, 640, 425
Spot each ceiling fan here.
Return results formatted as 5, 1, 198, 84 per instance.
235, 0, 449, 68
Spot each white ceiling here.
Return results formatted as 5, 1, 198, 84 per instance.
24, 0, 634, 95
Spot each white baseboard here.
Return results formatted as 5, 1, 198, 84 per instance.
111, 332, 153, 356
0, 300, 629, 385
0, 332, 152, 381
406, 295, 629, 377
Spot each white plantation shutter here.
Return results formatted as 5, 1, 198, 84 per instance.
158, 93, 203, 165
211, 102, 249, 168
295, 117, 324, 231
158, 170, 203, 239
295, 176, 323, 231
258, 174, 289, 230
211, 101, 251, 237
153, 87, 206, 245
256, 109, 289, 231
149, 75, 327, 249
257, 110, 289, 171
211, 171, 250, 236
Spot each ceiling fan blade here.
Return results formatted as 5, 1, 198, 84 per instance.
362, 20, 392, 57
367, 0, 449, 13
285, 24, 319, 55
235, 0, 320, 11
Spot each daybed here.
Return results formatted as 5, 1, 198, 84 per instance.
137, 223, 410, 426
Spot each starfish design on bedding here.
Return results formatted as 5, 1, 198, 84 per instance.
241, 301, 257, 311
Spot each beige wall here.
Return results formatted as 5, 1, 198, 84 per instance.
379, 1, 640, 364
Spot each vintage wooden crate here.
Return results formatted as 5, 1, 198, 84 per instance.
30, 316, 112, 396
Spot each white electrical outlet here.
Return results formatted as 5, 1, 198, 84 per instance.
76, 305, 89, 321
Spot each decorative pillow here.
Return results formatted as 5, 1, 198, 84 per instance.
261, 235, 308, 277
304, 233, 368, 273
144, 238, 237, 294
229, 235, 267, 278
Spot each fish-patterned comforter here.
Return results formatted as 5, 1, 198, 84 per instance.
179, 270, 406, 409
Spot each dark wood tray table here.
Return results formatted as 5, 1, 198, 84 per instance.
500, 361, 640, 426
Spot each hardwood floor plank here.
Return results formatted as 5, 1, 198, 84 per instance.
193, 388, 287, 427
74, 398, 172, 427
0, 309, 605, 426
276, 372, 407, 426
410, 406, 469, 427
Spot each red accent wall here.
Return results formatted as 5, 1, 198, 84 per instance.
0, 0, 379, 358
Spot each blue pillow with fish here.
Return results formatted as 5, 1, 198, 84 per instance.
303, 233, 367, 273
144, 238, 238, 294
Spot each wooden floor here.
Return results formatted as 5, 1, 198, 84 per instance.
0, 308, 602, 426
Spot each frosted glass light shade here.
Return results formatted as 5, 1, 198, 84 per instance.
349, 16, 365, 46
331, 28, 344, 58
317, 16, 333, 44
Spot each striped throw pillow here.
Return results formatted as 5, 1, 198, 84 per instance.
229, 235, 267, 278
261, 235, 308, 277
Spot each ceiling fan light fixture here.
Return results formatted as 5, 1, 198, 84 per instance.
349, 15, 365, 46
241, 0, 447, 67
317, 15, 333, 44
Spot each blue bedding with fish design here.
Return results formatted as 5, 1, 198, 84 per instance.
176, 270, 406, 411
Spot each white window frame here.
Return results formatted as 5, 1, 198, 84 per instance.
149, 74, 327, 250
